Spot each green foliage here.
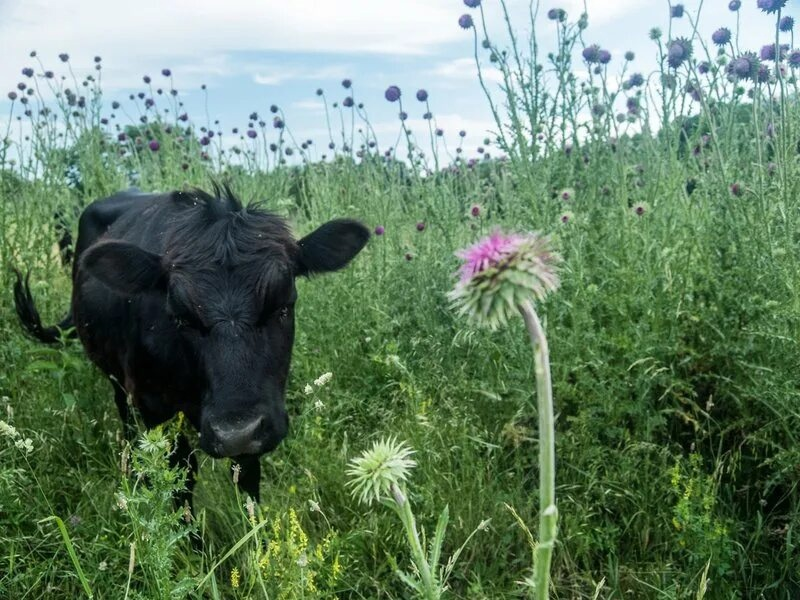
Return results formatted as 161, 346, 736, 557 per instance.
3, 2, 800, 599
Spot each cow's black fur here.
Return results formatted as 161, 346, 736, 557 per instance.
13, 184, 369, 506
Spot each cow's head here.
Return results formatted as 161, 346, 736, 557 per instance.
81, 188, 369, 458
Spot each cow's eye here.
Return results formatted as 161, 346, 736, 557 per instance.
278, 306, 290, 321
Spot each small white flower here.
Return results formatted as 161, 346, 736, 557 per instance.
98, 561, 108, 572
314, 372, 333, 387
0, 420, 18, 439
303, 384, 314, 395
14, 438, 33, 453
314, 399, 325, 411
116, 494, 128, 511
296, 552, 308, 568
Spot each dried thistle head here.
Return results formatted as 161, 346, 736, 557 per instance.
448, 230, 561, 329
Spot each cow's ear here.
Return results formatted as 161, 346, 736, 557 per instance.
296, 219, 370, 276
81, 240, 166, 295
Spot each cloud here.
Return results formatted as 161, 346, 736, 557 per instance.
430, 58, 504, 85
251, 64, 350, 87
0, 0, 462, 90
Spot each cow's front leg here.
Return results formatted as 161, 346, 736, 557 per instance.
231, 455, 261, 502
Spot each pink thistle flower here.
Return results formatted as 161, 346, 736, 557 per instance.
456, 230, 526, 283
450, 230, 561, 329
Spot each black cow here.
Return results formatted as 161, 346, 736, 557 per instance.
13, 185, 369, 506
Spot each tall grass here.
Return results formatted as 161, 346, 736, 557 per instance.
2, 1, 800, 598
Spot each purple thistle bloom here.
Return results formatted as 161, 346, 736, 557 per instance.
270, 143, 278, 152
458, 14, 474, 29
757, 64, 771, 83
94, 55, 101, 63
416, 221, 426, 231
416, 89, 428, 101
143, 75, 151, 84
547, 8, 566, 21
59, 53, 69, 62
757, 0, 787, 14
629, 73, 645, 87
399, 111, 408, 121
273, 117, 284, 129
21, 67, 34, 78
712, 28, 731, 46
137, 92, 145, 99
342, 78, 352, 89
779, 16, 794, 32
316, 88, 323, 96
789, 49, 800, 67
374, 225, 385, 236
148, 140, 160, 151
17, 82, 26, 91
582, 44, 601, 63
200, 136, 210, 146
728, 0, 740, 9
729, 52, 760, 80
760, 43, 788, 61
117, 132, 127, 142
698, 61, 711, 74
667, 38, 693, 68
246, 129, 257, 139
730, 183, 742, 197
249, 111, 258, 120
598, 49, 611, 64
144, 98, 154, 108
671, 4, 684, 18
459, 129, 466, 137
162, 68, 171, 77
592, 103, 605, 117
464, 0, 481, 7
44, 70, 54, 79
100, 117, 108, 125
343, 96, 354, 107
270, 104, 278, 113
178, 113, 188, 122
423, 111, 432, 120
435, 128, 444, 136
385, 85, 401, 102
8, 91, 17, 101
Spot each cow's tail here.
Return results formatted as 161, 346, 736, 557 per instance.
12, 269, 76, 344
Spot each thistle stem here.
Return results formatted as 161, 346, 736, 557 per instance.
519, 300, 557, 600
391, 483, 439, 600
